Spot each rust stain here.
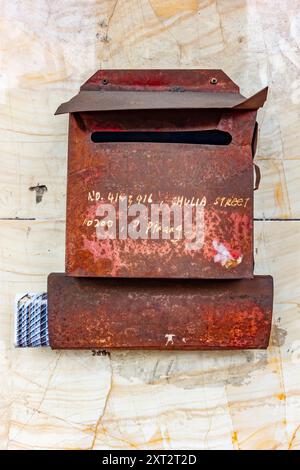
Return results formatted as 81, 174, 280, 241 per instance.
274, 182, 284, 208
231, 431, 240, 449
150, 0, 198, 19
277, 393, 286, 401
288, 424, 300, 450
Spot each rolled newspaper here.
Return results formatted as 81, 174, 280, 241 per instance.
15, 293, 49, 347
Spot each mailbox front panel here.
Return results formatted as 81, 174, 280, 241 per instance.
66, 108, 256, 278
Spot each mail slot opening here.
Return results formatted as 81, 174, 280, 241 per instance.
90, 130, 232, 145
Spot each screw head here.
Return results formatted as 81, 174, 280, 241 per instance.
102, 78, 109, 85
210, 77, 218, 85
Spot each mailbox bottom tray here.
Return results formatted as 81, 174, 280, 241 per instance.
48, 274, 273, 350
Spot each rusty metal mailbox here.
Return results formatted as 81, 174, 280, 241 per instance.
12, 70, 274, 353
56, 69, 267, 279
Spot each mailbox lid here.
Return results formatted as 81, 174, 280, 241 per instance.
55, 69, 268, 114
48, 273, 273, 350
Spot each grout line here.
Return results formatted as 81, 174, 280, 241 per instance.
0, 218, 65, 221
0, 217, 299, 222
254, 218, 300, 221
0, 217, 36, 220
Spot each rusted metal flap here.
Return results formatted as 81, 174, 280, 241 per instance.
233, 87, 268, 110
55, 88, 267, 115
48, 274, 273, 350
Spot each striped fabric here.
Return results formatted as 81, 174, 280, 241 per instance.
15, 293, 49, 347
